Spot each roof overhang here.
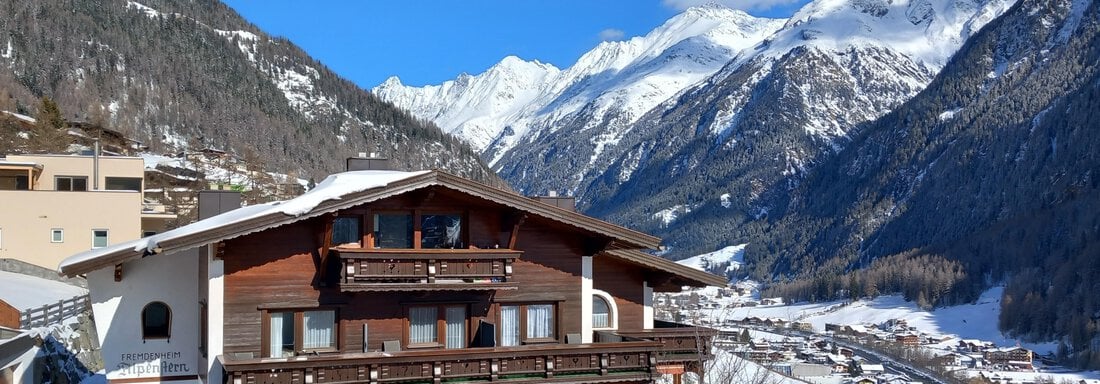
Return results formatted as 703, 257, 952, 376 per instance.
600, 249, 728, 291
59, 170, 662, 277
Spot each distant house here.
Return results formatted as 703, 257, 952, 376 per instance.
792, 321, 814, 332
895, 333, 920, 346
959, 339, 994, 352
984, 347, 1034, 370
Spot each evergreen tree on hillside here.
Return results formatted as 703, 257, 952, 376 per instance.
29, 97, 69, 153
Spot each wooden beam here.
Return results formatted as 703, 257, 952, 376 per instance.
317, 213, 336, 282
507, 214, 527, 250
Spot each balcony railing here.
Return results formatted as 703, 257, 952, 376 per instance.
611, 321, 718, 363
221, 341, 660, 384
335, 249, 521, 292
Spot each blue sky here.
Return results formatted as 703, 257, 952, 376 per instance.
222, 0, 811, 88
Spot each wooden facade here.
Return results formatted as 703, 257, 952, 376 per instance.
59, 170, 725, 384
216, 182, 720, 383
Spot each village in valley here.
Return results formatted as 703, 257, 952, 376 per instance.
655, 252, 1100, 384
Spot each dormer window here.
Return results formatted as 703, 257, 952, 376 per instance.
373, 213, 413, 248
421, 214, 462, 249
332, 216, 361, 247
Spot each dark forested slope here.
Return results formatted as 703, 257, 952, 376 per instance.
755, 0, 1100, 367
0, 0, 494, 181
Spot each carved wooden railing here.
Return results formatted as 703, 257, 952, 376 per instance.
220, 341, 659, 384
612, 321, 718, 363
335, 249, 520, 292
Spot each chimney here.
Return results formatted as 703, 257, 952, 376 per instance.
198, 190, 242, 220
346, 152, 392, 171
533, 191, 575, 211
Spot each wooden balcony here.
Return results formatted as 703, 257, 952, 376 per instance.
220, 341, 660, 384
611, 321, 718, 364
335, 249, 521, 292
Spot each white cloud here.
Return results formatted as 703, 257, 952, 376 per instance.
598, 28, 626, 41
661, 0, 804, 12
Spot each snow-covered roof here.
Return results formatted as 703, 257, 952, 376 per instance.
59, 169, 666, 277
0, 271, 86, 311
60, 170, 427, 274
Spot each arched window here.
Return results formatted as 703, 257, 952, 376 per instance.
593, 295, 612, 329
142, 302, 171, 340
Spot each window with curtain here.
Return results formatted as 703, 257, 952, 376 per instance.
302, 310, 336, 350
266, 309, 336, 357
500, 306, 519, 347
445, 307, 466, 349
332, 216, 361, 246
269, 312, 294, 358
499, 303, 556, 345
409, 306, 438, 345
406, 305, 468, 348
593, 295, 611, 328
141, 302, 171, 340
527, 304, 554, 340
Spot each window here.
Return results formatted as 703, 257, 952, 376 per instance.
55, 176, 88, 191
105, 177, 142, 191
266, 309, 337, 358
373, 213, 412, 248
593, 295, 612, 329
92, 229, 108, 248
142, 302, 171, 340
332, 216, 361, 246
0, 175, 29, 190
50, 229, 64, 243
420, 214, 462, 248
499, 303, 556, 346
407, 305, 467, 349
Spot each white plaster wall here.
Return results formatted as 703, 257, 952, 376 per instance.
88, 249, 201, 382
581, 256, 593, 343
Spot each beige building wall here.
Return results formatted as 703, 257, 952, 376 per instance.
0, 154, 148, 270
5, 154, 144, 191
0, 190, 142, 270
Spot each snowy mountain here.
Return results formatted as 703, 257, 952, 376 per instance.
374, 4, 786, 163
377, 1, 1015, 259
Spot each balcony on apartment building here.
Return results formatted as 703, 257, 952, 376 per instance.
220, 321, 716, 384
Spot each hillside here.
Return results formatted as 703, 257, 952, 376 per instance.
0, 0, 495, 182
753, 0, 1100, 368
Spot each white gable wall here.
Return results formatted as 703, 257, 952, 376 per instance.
88, 248, 202, 383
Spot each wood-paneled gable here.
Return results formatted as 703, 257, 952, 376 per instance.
594, 256, 647, 332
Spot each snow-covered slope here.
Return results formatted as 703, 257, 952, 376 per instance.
374, 4, 785, 160
676, 244, 746, 275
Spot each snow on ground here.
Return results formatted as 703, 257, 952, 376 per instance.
677, 244, 746, 274
0, 271, 86, 311
695, 286, 1057, 355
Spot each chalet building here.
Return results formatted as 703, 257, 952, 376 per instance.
894, 333, 920, 346
983, 347, 1034, 370
0, 153, 175, 270
59, 166, 725, 384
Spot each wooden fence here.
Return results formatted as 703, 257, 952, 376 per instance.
20, 295, 90, 329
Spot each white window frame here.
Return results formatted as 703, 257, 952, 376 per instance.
91, 229, 109, 249
591, 289, 619, 330
50, 228, 64, 243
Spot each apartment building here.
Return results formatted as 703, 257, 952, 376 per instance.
0, 153, 175, 270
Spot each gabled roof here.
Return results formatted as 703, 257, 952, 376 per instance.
60, 169, 664, 276
600, 249, 728, 289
